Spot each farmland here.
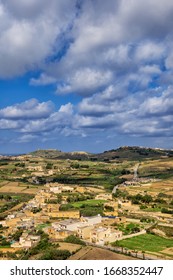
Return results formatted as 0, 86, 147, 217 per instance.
114, 234, 173, 252
113, 234, 173, 259
0, 146, 173, 260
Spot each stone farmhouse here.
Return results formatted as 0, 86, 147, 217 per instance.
11, 233, 40, 249
90, 227, 122, 245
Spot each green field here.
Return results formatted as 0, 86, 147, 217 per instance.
71, 199, 106, 208
114, 234, 173, 252
36, 223, 51, 230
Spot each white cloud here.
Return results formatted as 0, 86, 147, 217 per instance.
0, 0, 76, 78
2, 1, 173, 147
135, 42, 165, 62
59, 103, 74, 114
57, 68, 113, 96
139, 86, 173, 116
0, 119, 23, 129
0, 99, 54, 119
3, 0, 50, 19
30, 73, 57, 86
15, 134, 39, 143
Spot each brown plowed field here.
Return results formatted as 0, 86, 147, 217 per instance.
68, 246, 137, 260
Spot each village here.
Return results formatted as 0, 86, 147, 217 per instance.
0, 151, 173, 260
0, 180, 172, 254
0, 182, 128, 249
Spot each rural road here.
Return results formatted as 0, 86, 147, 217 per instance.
133, 163, 140, 179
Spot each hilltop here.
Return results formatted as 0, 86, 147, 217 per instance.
28, 146, 173, 161
96, 146, 173, 161
29, 149, 91, 160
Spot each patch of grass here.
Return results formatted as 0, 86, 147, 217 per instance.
143, 207, 161, 212
113, 234, 173, 252
71, 199, 106, 208
117, 223, 140, 235
36, 223, 51, 230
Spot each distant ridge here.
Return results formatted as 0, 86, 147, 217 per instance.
27, 146, 173, 161
29, 149, 91, 160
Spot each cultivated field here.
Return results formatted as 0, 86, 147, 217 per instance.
115, 234, 173, 255
0, 182, 26, 193
68, 246, 137, 260
58, 242, 81, 253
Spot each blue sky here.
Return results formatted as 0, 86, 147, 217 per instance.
1, 0, 173, 154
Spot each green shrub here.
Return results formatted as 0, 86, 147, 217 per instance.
39, 249, 71, 260
64, 235, 86, 245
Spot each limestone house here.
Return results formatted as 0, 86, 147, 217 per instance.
77, 225, 95, 240
51, 214, 103, 238
42, 203, 60, 213
11, 233, 40, 249
16, 218, 35, 230
44, 227, 74, 241
41, 207, 80, 218
80, 214, 102, 225
50, 186, 62, 194
101, 216, 126, 226
53, 210, 80, 219
90, 227, 122, 245
95, 193, 112, 200
52, 219, 81, 231
6, 214, 16, 220
33, 213, 50, 222
5, 217, 22, 227
24, 200, 40, 210
61, 186, 74, 192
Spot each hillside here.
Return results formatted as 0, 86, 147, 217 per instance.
29, 149, 91, 160
28, 146, 173, 161
96, 146, 173, 161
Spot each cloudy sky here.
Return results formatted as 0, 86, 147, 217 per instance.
1, 0, 173, 154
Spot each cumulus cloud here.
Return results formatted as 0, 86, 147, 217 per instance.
0, 99, 77, 139
139, 87, 173, 116
30, 73, 57, 86
1, 0, 173, 148
0, 99, 54, 119
3, 0, 50, 19
0, 0, 76, 77
57, 68, 113, 96
15, 134, 39, 143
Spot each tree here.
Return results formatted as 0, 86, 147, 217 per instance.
11, 229, 23, 241
39, 249, 71, 260
142, 194, 153, 204
64, 235, 86, 245
46, 163, 53, 169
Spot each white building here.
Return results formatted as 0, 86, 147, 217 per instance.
90, 227, 122, 245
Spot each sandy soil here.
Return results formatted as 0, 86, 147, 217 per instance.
161, 247, 173, 256
68, 246, 137, 260
58, 242, 81, 253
